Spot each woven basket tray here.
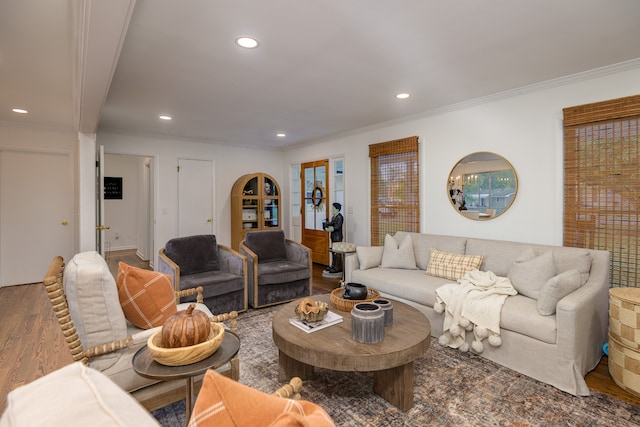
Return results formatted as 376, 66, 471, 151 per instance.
330, 287, 380, 312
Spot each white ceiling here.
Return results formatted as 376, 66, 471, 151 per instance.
2, 0, 640, 149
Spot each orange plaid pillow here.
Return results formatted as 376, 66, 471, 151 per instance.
426, 248, 484, 281
116, 262, 177, 329
188, 370, 335, 427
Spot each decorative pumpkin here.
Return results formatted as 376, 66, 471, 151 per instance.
161, 303, 210, 348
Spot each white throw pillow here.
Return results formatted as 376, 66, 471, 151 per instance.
381, 234, 417, 269
0, 363, 160, 427
537, 269, 582, 316
356, 246, 384, 270
508, 250, 556, 300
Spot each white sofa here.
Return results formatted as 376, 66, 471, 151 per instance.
344, 231, 610, 396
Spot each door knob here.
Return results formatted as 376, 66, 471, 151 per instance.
96, 225, 111, 230
61, 220, 68, 225
207, 218, 213, 223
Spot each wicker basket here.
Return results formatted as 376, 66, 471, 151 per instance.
608, 333, 640, 397
330, 287, 380, 312
147, 322, 225, 366
609, 287, 640, 350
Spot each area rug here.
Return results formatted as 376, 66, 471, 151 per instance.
152, 306, 640, 426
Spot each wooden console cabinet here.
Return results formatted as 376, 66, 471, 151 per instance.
231, 173, 281, 250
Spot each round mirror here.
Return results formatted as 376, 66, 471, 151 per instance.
448, 152, 518, 220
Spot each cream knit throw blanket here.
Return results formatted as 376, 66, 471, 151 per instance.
434, 269, 517, 353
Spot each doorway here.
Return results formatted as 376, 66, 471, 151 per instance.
301, 159, 330, 265
103, 154, 154, 266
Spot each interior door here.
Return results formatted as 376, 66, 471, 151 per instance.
95, 145, 108, 255
0, 149, 74, 286
301, 160, 330, 265
178, 158, 215, 237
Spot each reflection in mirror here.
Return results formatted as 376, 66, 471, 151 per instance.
448, 152, 517, 220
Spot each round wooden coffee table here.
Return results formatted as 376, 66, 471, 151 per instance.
272, 294, 430, 411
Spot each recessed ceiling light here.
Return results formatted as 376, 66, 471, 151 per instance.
159, 115, 172, 121
277, 133, 286, 137
236, 36, 259, 49
396, 93, 410, 99
12, 108, 28, 114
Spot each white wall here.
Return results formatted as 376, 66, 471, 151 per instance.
103, 154, 143, 251
97, 132, 285, 259
282, 64, 640, 247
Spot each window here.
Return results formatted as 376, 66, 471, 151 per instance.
563, 94, 640, 287
369, 136, 419, 246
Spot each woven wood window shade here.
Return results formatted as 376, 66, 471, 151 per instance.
369, 136, 419, 246
563, 94, 640, 287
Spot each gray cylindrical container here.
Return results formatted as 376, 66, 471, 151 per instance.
373, 299, 393, 327
351, 302, 384, 344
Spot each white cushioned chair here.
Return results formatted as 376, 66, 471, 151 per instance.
42, 252, 239, 411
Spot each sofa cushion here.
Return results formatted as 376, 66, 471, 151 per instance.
0, 363, 160, 427
116, 262, 177, 330
63, 251, 127, 371
552, 248, 592, 285
426, 249, 484, 281
356, 246, 384, 270
381, 234, 417, 269
395, 232, 466, 270
500, 294, 557, 344
353, 267, 450, 307
508, 250, 556, 300
164, 235, 219, 275
537, 269, 582, 316
244, 229, 288, 263
180, 271, 245, 296
189, 370, 334, 427
465, 239, 535, 277
257, 261, 310, 285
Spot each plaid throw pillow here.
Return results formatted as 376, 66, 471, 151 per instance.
426, 248, 484, 281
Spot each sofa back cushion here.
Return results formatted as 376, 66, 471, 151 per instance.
394, 232, 466, 270
465, 238, 534, 277
63, 251, 127, 371
244, 230, 288, 263
164, 234, 219, 275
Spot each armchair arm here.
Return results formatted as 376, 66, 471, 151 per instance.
158, 248, 180, 291
285, 239, 311, 266
239, 242, 258, 290
218, 244, 246, 277
344, 253, 360, 283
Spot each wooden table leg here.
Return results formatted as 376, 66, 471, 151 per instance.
278, 350, 315, 382
373, 361, 414, 412
185, 377, 194, 425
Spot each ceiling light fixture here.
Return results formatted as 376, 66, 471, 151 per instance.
12, 108, 28, 114
396, 93, 410, 99
159, 115, 172, 121
277, 133, 286, 137
236, 36, 259, 49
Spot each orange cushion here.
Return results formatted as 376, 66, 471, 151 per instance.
189, 370, 335, 427
116, 262, 177, 329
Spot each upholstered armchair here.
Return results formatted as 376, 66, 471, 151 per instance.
42, 252, 239, 411
158, 235, 248, 314
239, 230, 312, 308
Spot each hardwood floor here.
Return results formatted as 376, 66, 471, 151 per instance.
0, 251, 637, 414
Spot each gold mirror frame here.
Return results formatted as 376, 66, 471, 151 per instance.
448, 152, 518, 220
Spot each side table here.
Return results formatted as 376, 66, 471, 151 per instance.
132, 330, 240, 424
326, 242, 356, 286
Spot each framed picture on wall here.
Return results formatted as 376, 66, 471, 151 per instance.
104, 177, 123, 200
